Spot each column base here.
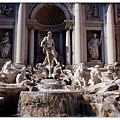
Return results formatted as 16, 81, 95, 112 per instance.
13, 63, 26, 69
29, 64, 34, 67
85, 60, 104, 68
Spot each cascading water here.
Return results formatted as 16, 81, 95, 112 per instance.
17, 76, 97, 117
90, 94, 103, 117
18, 90, 81, 116
96, 97, 103, 117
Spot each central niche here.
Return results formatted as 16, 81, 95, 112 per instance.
35, 4, 66, 25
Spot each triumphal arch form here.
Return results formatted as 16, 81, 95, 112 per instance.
0, 3, 119, 68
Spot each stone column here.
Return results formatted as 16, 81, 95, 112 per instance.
66, 27, 71, 65
72, 27, 75, 64
59, 31, 63, 56
15, 3, 26, 67
29, 28, 34, 66
75, 3, 82, 64
106, 4, 116, 64
25, 26, 28, 65
37, 31, 41, 53
13, 4, 19, 63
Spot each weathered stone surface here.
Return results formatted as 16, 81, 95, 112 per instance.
0, 83, 27, 116
0, 83, 27, 93
83, 80, 119, 94
102, 92, 120, 117
83, 91, 120, 117
83, 82, 107, 94
18, 91, 96, 117
18, 91, 80, 117
86, 60, 103, 68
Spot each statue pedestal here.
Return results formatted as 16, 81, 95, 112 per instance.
0, 59, 10, 68
85, 60, 103, 68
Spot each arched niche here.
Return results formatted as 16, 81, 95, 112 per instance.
29, 3, 71, 20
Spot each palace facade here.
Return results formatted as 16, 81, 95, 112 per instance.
0, 3, 119, 67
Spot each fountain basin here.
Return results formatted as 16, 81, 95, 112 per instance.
40, 79, 59, 84
38, 79, 68, 90
0, 84, 27, 116
18, 91, 82, 117
37, 84, 66, 90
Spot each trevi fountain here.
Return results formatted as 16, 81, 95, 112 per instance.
0, 31, 120, 117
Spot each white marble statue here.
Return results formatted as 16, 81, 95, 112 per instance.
73, 63, 87, 87
112, 62, 120, 81
104, 65, 114, 81
103, 62, 120, 82
35, 63, 48, 78
78, 63, 87, 86
88, 33, 102, 60
40, 31, 61, 78
41, 31, 59, 66
52, 62, 63, 79
62, 69, 74, 85
16, 67, 27, 83
88, 65, 103, 85
0, 60, 20, 83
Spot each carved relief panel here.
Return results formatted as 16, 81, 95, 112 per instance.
115, 4, 120, 24
86, 3, 101, 20
117, 4, 120, 15
0, 4, 14, 17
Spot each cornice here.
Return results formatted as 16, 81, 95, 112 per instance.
85, 21, 103, 27
0, 20, 15, 26
26, 19, 65, 31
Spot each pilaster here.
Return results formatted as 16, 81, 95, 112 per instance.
15, 3, 26, 68
106, 3, 116, 65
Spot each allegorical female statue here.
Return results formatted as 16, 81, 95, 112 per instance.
0, 32, 11, 59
